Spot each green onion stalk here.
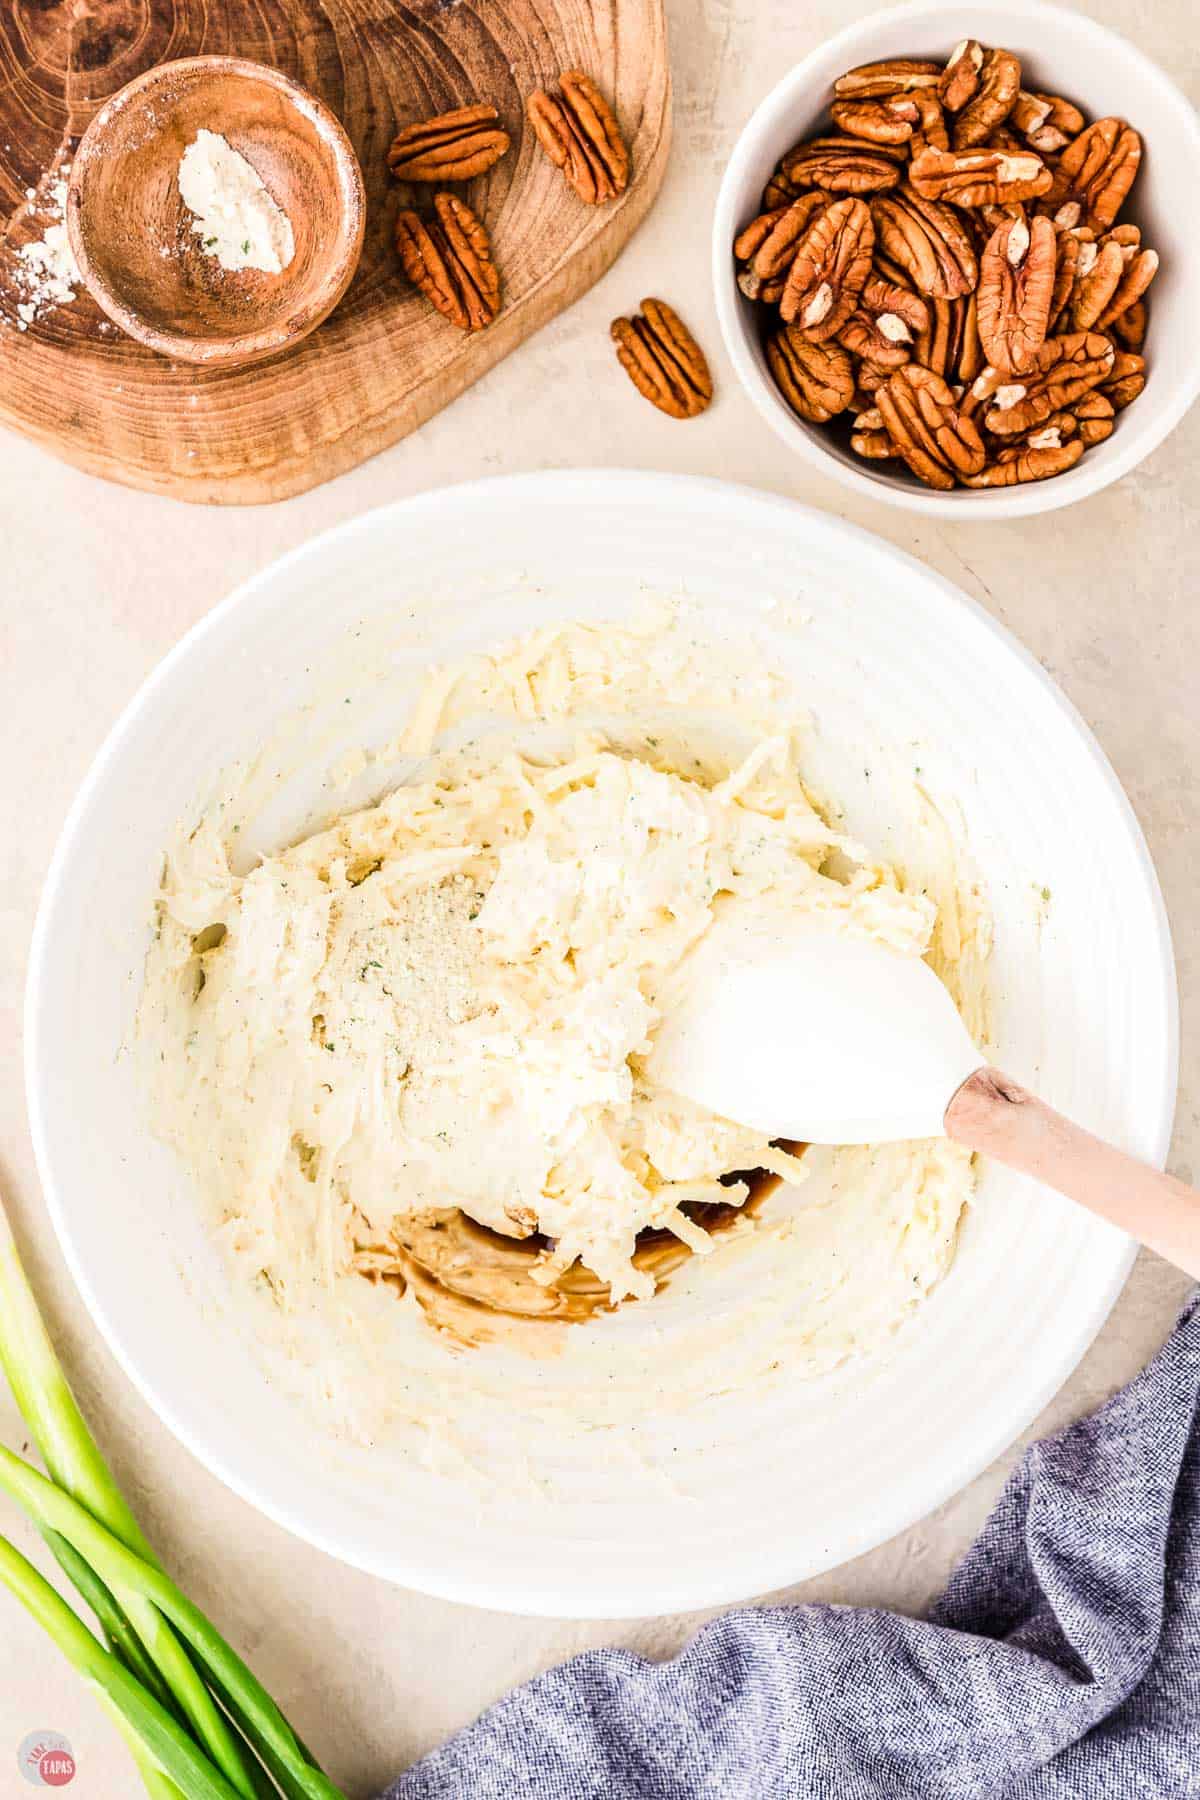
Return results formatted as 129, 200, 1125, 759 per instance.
0, 1199, 347, 1800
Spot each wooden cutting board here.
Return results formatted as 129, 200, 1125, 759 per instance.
0, 0, 670, 505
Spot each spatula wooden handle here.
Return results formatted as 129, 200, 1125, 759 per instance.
945, 1067, 1200, 1282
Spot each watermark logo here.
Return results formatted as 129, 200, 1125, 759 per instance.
17, 1731, 76, 1787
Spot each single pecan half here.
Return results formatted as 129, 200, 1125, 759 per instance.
982, 330, 1116, 434
767, 328, 855, 421
611, 299, 713, 418
734, 192, 830, 299
953, 48, 1021, 150
779, 197, 874, 338
1071, 390, 1115, 445
388, 104, 511, 182
1112, 298, 1147, 349
781, 137, 905, 195
830, 95, 923, 146
839, 306, 913, 369
871, 189, 977, 297
963, 437, 1084, 485
956, 290, 984, 383
1102, 349, 1146, 410
834, 59, 942, 100
526, 71, 629, 205
1048, 118, 1141, 231
908, 146, 1051, 208
733, 207, 787, 298
395, 193, 500, 331
1069, 236, 1126, 329
937, 40, 984, 113
1095, 249, 1158, 329
877, 363, 986, 488
1047, 229, 1081, 332
862, 273, 929, 334
978, 212, 1056, 372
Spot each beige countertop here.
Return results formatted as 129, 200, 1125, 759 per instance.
1, 2, 1197, 1793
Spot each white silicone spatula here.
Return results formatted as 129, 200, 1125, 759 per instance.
647, 901, 1200, 1280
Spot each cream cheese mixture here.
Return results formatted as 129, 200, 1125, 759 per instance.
138, 608, 990, 1456
178, 130, 295, 274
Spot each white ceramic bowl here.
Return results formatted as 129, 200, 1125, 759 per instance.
712, 0, 1200, 518
27, 473, 1176, 1616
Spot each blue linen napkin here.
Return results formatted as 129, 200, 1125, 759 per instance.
386, 1293, 1199, 1799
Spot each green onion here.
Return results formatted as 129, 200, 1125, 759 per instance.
0, 1203, 346, 1800
0, 1535, 244, 1799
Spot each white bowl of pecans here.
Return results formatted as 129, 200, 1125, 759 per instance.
712, 0, 1200, 514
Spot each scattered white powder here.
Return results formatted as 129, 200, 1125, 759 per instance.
178, 130, 294, 274
11, 170, 80, 330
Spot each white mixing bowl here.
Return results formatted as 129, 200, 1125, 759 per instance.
712, 0, 1200, 518
26, 473, 1176, 1616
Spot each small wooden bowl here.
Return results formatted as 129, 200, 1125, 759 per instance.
67, 56, 366, 368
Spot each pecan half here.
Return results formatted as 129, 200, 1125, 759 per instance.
871, 189, 977, 297
734, 192, 830, 300
963, 437, 1084, 485
781, 137, 905, 195
526, 71, 629, 205
908, 146, 1051, 209
830, 95, 923, 146
938, 40, 984, 113
388, 104, 511, 182
733, 207, 787, 298
1071, 391, 1115, 445
1112, 299, 1147, 350
779, 197, 874, 339
877, 363, 986, 488
1103, 350, 1146, 410
767, 328, 855, 422
956, 290, 984, 383
1047, 230, 1081, 332
610, 299, 713, 418
862, 273, 929, 334
953, 48, 1021, 150
1095, 249, 1158, 329
839, 306, 913, 369
982, 330, 1116, 434
1070, 236, 1126, 329
978, 212, 1056, 372
1049, 118, 1141, 231
834, 60, 942, 100
395, 194, 500, 331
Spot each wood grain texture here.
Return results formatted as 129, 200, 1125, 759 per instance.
0, 0, 671, 504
